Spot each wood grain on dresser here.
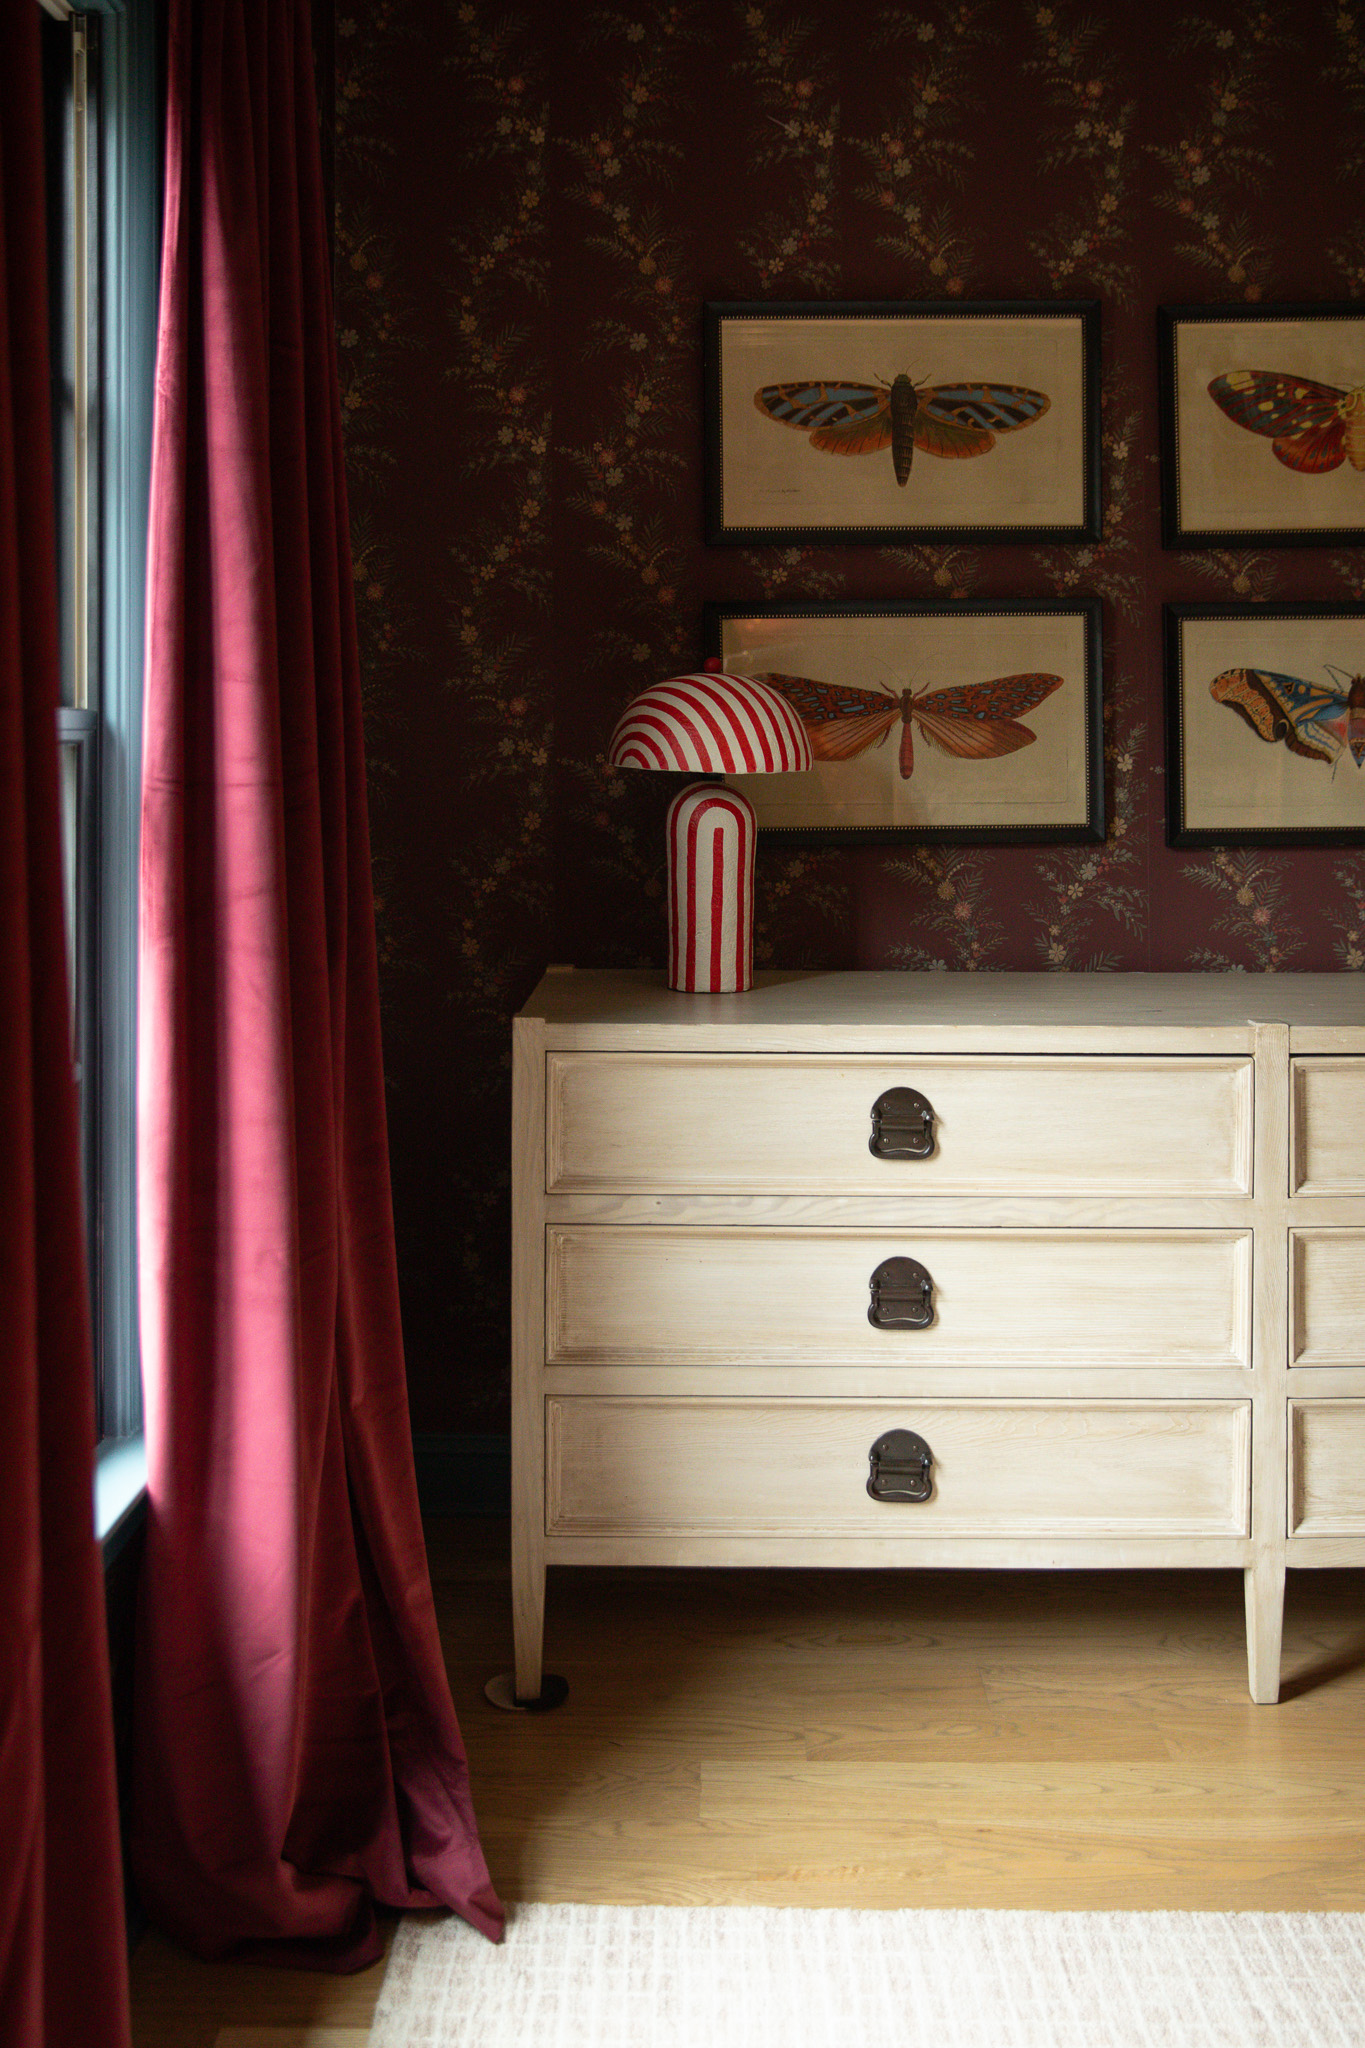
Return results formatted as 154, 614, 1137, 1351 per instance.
510, 969, 1365, 1705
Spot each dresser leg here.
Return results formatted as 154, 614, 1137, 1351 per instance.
483, 1524, 568, 1711
512, 1518, 546, 1700
1244, 1560, 1286, 1704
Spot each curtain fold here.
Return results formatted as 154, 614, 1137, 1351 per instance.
0, 7, 133, 2044
132, 0, 502, 1969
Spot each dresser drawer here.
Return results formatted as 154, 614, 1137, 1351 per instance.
546, 1226, 1252, 1369
1291, 1059, 1365, 1194
1290, 1401, 1365, 1533
1291, 1231, 1365, 1365
546, 1054, 1253, 1197
546, 1397, 1251, 1538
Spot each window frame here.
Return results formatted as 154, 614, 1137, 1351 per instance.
43, 0, 160, 1524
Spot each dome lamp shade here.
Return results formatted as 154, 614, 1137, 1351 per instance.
606, 670, 813, 777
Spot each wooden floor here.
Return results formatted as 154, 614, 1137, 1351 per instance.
129, 1516, 1365, 2044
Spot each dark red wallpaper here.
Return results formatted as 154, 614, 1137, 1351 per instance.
334, 0, 1365, 1431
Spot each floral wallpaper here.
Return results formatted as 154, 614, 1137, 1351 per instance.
334, 0, 1365, 1433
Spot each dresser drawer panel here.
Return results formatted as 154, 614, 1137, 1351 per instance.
1291, 1059, 1365, 1194
1290, 1402, 1365, 1534
546, 1227, 1252, 1369
546, 1054, 1253, 1197
546, 1398, 1251, 1538
1291, 1231, 1365, 1366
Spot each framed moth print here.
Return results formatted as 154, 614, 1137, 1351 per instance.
1165, 603, 1365, 845
703, 300, 1101, 545
703, 599, 1103, 844
1159, 304, 1365, 547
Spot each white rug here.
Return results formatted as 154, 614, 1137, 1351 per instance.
369, 1903, 1365, 2048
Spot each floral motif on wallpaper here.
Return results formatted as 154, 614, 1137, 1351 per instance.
334, 11, 431, 1021
1327, 857, 1365, 969
557, 4, 705, 681
1022, 2, 1137, 298
847, 3, 989, 293
1185, 548, 1284, 602
732, 8, 841, 292
438, 3, 557, 1071
1329, 4, 1365, 295
883, 848, 1006, 970
1328, 3, 1365, 214
1145, 6, 1293, 301
1184, 850, 1306, 972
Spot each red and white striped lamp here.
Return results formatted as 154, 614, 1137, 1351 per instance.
607, 665, 813, 993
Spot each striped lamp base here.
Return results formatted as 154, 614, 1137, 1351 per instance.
666, 783, 757, 993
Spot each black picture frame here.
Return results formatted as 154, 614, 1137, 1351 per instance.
704, 598, 1105, 845
1158, 303, 1365, 549
1164, 602, 1365, 845
704, 300, 1102, 546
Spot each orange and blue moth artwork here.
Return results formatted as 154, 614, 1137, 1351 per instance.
753, 375, 1050, 484
1210, 667, 1365, 768
756, 671, 1064, 780
1207, 371, 1365, 474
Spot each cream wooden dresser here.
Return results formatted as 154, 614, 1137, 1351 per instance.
509, 967, 1365, 1706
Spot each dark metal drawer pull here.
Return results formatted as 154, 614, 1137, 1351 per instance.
867, 1255, 934, 1331
869, 1086, 936, 1160
867, 1429, 934, 1503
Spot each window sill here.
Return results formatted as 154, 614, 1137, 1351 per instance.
96, 1432, 146, 1562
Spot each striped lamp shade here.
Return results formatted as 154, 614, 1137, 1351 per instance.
607, 671, 812, 777
607, 671, 813, 994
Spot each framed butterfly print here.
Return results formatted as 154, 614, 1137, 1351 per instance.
703, 599, 1104, 844
1159, 305, 1365, 547
1165, 604, 1365, 845
704, 301, 1101, 545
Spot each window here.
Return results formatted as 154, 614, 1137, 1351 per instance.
42, 0, 159, 1530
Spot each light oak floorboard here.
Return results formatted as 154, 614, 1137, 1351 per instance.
213, 2032, 371, 2047
130, 1517, 1365, 2043
127, 1938, 389, 2048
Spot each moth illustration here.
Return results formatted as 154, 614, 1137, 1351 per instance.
1207, 371, 1365, 474
753, 374, 1050, 485
1210, 666, 1365, 768
756, 670, 1064, 779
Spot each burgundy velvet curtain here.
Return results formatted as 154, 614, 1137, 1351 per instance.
0, 7, 133, 2045
132, 0, 502, 1968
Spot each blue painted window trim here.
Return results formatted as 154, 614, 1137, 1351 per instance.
47, 0, 159, 1450
92, 0, 158, 1443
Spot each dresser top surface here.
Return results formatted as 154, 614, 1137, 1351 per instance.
519, 968, 1365, 1049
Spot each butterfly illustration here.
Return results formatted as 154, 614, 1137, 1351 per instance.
756, 670, 1064, 779
753, 374, 1051, 485
1210, 667, 1365, 768
1207, 371, 1365, 474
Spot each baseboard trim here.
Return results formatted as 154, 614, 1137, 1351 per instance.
412, 1431, 511, 1516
